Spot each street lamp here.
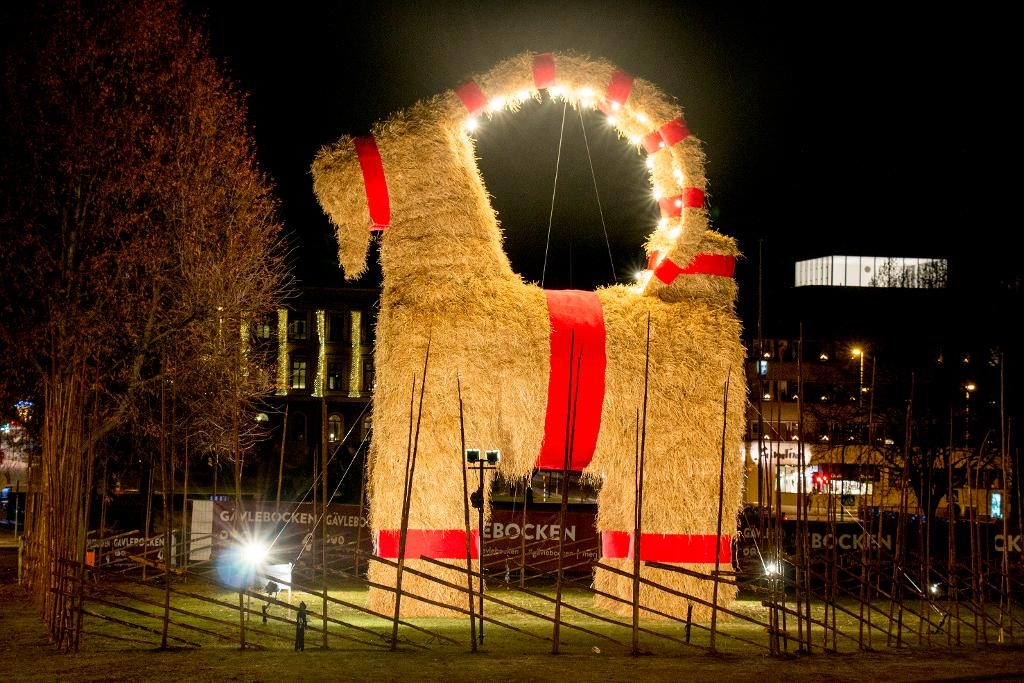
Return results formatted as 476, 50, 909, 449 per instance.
852, 348, 865, 401
963, 383, 975, 447
466, 447, 500, 644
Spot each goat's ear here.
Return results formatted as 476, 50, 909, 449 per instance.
312, 136, 374, 281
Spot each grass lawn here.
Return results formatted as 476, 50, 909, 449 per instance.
3, 562, 1024, 683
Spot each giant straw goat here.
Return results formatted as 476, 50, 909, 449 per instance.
312, 51, 746, 619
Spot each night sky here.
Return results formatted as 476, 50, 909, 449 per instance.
188, 2, 1014, 330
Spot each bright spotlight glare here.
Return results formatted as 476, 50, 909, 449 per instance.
241, 541, 268, 567
763, 560, 780, 577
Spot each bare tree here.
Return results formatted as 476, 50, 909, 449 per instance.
0, 0, 290, 641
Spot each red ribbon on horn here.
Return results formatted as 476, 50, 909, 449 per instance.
533, 52, 556, 89
641, 117, 692, 153
455, 80, 488, 116
353, 136, 390, 230
606, 69, 633, 107
659, 118, 691, 146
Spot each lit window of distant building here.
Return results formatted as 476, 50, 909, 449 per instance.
795, 256, 947, 289
288, 311, 308, 340
327, 359, 348, 391
290, 359, 307, 389
328, 414, 343, 442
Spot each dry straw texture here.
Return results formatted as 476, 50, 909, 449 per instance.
312, 51, 746, 618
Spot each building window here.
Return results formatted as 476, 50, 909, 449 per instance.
359, 311, 372, 344
252, 319, 273, 339
361, 357, 374, 393
290, 359, 307, 389
360, 414, 372, 442
288, 412, 307, 442
327, 359, 348, 392
327, 312, 350, 344
328, 414, 343, 443
746, 421, 761, 441
778, 380, 798, 402
288, 311, 308, 340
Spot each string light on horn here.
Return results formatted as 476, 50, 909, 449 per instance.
441, 52, 726, 297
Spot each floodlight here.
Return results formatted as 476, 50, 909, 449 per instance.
241, 541, 268, 567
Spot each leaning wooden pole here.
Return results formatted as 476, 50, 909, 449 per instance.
321, 395, 329, 649
998, 352, 1012, 641
160, 376, 172, 649
947, 402, 960, 646
456, 376, 478, 651
182, 437, 189, 573
233, 384, 245, 651
143, 453, 154, 584
795, 328, 812, 652
276, 403, 289, 513
773, 398, 788, 653
390, 377, 417, 651
887, 377, 915, 650
73, 378, 99, 653
518, 476, 528, 588
551, 331, 578, 656
629, 410, 641, 649
890, 431, 912, 649
391, 339, 430, 650
631, 314, 652, 657
98, 458, 109, 570
355, 422, 368, 577
966, 460, 981, 644
710, 369, 732, 652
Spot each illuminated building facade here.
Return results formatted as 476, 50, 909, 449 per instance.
744, 254, 1009, 522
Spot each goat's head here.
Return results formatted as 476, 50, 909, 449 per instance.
311, 94, 484, 281
312, 51, 736, 297
311, 133, 378, 280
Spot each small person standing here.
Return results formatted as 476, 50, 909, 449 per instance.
294, 601, 308, 651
